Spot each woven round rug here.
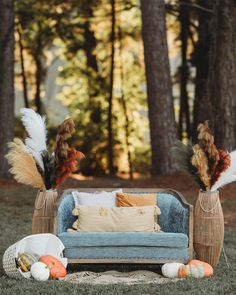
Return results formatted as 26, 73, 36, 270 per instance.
63, 270, 181, 285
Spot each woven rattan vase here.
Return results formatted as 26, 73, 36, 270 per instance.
32, 190, 58, 234
194, 190, 224, 268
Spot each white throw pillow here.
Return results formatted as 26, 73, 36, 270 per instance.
72, 189, 122, 208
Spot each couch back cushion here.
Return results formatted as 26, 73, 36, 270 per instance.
57, 190, 189, 235
71, 205, 161, 232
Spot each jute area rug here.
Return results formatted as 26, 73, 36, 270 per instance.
63, 270, 180, 285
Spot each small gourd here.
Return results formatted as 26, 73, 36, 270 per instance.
39, 255, 67, 279
30, 262, 50, 281
178, 264, 205, 278
188, 259, 213, 277
17, 252, 39, 272
161, 263, 184, 278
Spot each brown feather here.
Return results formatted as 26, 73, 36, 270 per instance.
197, 121, 220, 178
5, 138, 45, 189
54, 118, 84, 187
55, 118, 75, 161
191, 144, 211, 190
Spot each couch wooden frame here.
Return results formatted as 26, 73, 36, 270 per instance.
53, 188, 193, 264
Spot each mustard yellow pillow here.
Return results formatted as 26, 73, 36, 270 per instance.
71, 205, 161, 232
116, 192, 157, 207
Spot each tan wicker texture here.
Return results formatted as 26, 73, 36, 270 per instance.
32, 190, 58, 234
2, 242, 24, 279
194, 190, 224, 268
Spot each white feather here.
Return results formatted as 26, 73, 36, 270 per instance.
211, 151, 236, 191
20, 108, 47, 171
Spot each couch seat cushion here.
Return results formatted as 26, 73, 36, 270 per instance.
59, 232, 188, 248
63, 246, 189, 261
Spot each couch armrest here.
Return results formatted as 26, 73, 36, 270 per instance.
162, 189, 193, 260
53, 191, 77, 235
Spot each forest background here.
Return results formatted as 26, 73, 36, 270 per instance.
1, 0, 236, 180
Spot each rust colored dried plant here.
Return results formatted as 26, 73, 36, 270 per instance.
211, 150, 231, 186
54, 148, 84, 186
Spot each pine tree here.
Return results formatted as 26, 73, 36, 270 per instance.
141, 0, 177, 175
207, 0, 236, 150
0, 0, 15, 177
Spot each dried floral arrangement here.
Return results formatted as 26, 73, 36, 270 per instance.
172, 121, 236, 191
5, 108, 84, 190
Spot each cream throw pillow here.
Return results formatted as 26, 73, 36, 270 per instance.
72, 189, 122, 208
71, 205, 161, 232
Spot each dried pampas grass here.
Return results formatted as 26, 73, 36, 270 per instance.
197, 121, 220, 177
55, 118, 76, 161
211, 150, 231, 186
53, 118, 84, 187
5, 138, 45, 189
211, 150, 236, 191
191, 144, 211, 190
20, 108, 47, 171
171, 140, 206, 190
172, 121, 236, 191
54, 148, 84, 187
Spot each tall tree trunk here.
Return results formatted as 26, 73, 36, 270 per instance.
108, 0, 116, 175
84, 20, 98, 73
34, 54, 43, 115
178, 1, 190, 140
233, 6, 236, 144
83, 16, 102, 125
192, 0, 213, 141
141, 0, 177, 175
17, 26, 29, 108
118, 24, 133, 180
33, 23, 44, 115
0, 0, 14, 177
207, 0, 236, 150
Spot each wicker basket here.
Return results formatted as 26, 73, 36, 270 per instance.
32, 190, 58, 234
3, 242, 27, 280
2, 234, 67, 279
194, 190, 224, 268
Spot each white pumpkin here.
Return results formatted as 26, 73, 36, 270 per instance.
161, 262, 184, 278
30, 262, 50, 281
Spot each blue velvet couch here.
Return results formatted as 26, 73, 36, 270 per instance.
54, 188, 193, 264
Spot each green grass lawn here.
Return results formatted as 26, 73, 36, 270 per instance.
0, 185, 235, 295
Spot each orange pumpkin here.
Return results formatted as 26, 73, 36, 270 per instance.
188, 259, 213, 277
39, 255, 66, 279
178, 264, 205, 278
